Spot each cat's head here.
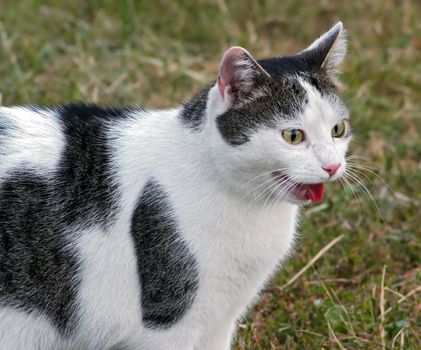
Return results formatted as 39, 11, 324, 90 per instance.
204, 22, 350, 205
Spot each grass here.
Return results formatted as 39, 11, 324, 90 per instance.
1, 0, 420, 348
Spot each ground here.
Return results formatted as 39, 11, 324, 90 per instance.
0, 1, 420, 349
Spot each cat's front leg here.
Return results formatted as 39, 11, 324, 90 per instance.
196, 320, 236, 350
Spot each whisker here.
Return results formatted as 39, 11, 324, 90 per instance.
268, 180, 297, 212
346, 164, 395, 196
240, 166, 295, 202
346, 161, 378, 171
247, 176, 289, 209
344, 170, 385, 221
346, 154, 372, 161
262, 178, 298, 215
241, 176, 278, 201
341, 174, 365, 218
338, 177, 351, 202
260, 179, 286, 215
240, 167, 292, 189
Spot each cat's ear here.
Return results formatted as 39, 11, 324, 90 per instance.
217, 46, 270, 105
300, 22, 347, 78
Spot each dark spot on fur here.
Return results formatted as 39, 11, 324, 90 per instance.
180, 86, 211, 130
304, 72, 338, 96
258, 55, 317, 75
57, 104, 130, 228
0, 104, 128, 334
0, 172, 80, 335
131, 180, 199, 328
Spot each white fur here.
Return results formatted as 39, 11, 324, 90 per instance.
0, 308, 63, 350
0, 107, 65, 179
72, 226, 143, 349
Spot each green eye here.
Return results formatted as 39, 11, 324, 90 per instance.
282, 129, 304, 144
332, 121, 346, 138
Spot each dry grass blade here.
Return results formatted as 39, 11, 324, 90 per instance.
391, 326, 407, 350
379, 265, 387, 350
384, 285, 421, 317
282, 234, 344, 289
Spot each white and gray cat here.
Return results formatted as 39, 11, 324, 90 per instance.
0, 22, 350, 349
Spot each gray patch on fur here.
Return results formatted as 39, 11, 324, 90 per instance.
301, 71, 339, 96
180, 85, 211, 130
0, 105, 126, 335
131, 180, 199, 328
0, 172, 80, 335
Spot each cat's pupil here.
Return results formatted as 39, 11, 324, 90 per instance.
334, 125, 338, 133
291, 130, 297, 141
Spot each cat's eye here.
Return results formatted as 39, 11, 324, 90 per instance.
331, 121, 346, 138
282, 129, 304, 145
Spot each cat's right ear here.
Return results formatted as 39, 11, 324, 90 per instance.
217, 46, 270, 106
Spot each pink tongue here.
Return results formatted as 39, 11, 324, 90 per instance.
304, 183, 324, 203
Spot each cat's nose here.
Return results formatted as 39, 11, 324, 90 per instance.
322, 163, 341, 177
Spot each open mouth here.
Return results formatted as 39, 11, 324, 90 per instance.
272, 171, 324, 203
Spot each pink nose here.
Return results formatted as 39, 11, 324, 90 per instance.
322, 163, 341, 177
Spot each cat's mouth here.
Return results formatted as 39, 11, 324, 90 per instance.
272, 172, 324, 203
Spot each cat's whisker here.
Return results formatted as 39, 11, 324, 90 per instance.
242, 168, 289, 197
340, 175, 365, 220
240, 167, 294, 202
275, 180, 296, 202
261, 178, 296, 216
339, 176, 364, 219
241, 176, 277, 202
346, 167, 377, 184
346, 154, 371, 161
245, 167, 297, 207
256, 175, 294, 211
346, 162, 380, 174
247, 177, 287, 210
260, 180, 285, 216
338, 177, 351, 202
240, 167, 292, 189
344, 170, 385, 221
260, 178, 295, 215
343, 174, 371, 220
346, 161, 378, 172
346, 163, 394, 196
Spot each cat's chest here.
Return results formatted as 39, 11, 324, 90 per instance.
173, 184, 298, 286
167, 187, 298, 319
121, 172, 298, 325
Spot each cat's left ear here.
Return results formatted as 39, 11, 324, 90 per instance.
300, 22, 347, 78
217, 46, 270, 105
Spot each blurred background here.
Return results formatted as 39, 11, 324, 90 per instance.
0, 0, 420, 349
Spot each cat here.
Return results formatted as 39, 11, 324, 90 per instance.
0, 22, 350, 350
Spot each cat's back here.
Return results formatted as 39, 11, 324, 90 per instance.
0, 106, 65, 178
0, 104, 140, 227
0, 104, 137, 178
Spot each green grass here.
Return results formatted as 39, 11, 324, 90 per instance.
1, 1, 420, 348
